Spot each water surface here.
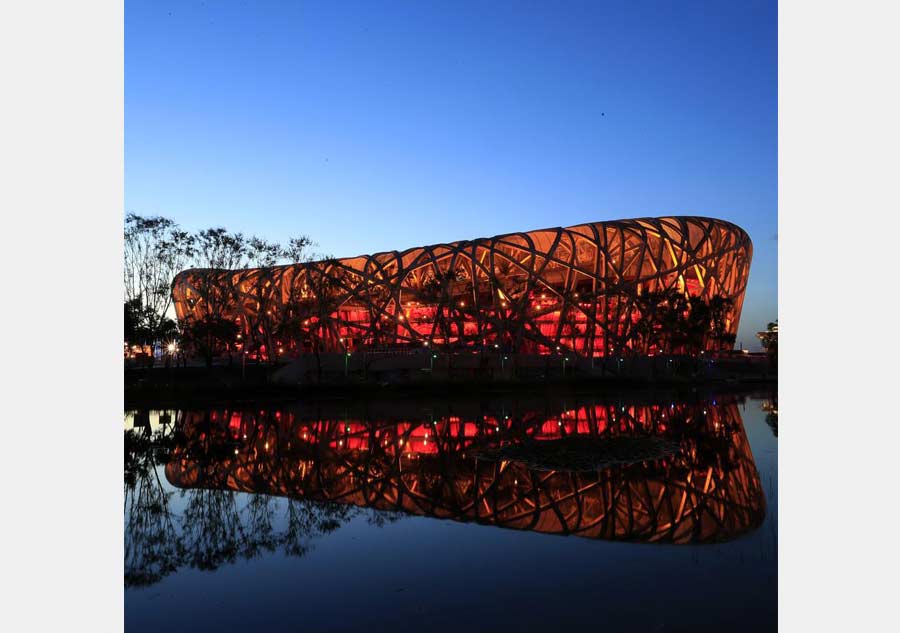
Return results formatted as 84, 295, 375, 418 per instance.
125, 391, 777, 632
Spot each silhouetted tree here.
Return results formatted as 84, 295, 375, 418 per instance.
630, 289, 671, 354
242, 237, 283, 362
684, 296, 712, 356
288, 258, 345, 381
180, 315, 239, 368
181, 228, 249, 365
124, 214, 194, 345
124, 297, 144, 345
709, 296, 737, 350
758, 320, 778, 366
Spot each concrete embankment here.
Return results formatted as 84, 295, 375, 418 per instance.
125, 352, 775, 408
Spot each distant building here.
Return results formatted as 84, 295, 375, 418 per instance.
757, 321, 778, 354
172, 216, 752, 359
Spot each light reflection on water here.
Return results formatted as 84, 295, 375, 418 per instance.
125, 391, 777, 633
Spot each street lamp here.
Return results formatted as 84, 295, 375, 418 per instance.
339, 338, 350, 377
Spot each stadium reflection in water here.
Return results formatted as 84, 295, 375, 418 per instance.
169, 401, 764, 544
131, 396, 764, 575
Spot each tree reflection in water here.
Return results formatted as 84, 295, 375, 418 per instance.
124, 417, 182, 587
125, 395, 766, 588
124, 411, 360, 588
180, 489, 243, 570
761, 394, 778, 437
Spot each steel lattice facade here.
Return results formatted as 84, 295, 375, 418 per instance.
165, 398, 764, 544
172, 216, 752, 358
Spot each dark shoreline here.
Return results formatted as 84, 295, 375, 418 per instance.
125, 366, 776, 409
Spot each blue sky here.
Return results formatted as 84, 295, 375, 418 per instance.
126, 0, 777, 348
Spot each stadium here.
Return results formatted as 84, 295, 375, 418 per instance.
171, 216, 752, 360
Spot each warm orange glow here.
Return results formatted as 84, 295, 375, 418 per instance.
165, 397, 765, 545
171, 217, 751, 359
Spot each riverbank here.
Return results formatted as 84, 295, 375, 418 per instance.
124, 361, 776, 409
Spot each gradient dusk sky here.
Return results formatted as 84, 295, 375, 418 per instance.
126, 0, 777, 348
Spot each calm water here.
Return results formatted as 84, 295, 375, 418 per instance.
125, 390, 777, 632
